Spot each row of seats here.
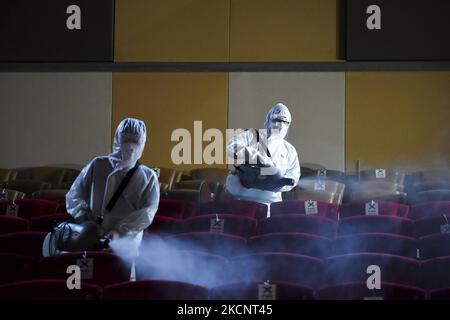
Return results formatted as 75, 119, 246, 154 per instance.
1, 199, 449, 238
0, 227, 449, 261
1, 250, 450, 293
2, 279, 448, 300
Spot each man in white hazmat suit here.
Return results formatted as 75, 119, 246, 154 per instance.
226, 103, 300, 207
64, 118, 160, 257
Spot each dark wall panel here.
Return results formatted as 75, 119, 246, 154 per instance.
0, 0, 114, 61
347, 0, 450, 61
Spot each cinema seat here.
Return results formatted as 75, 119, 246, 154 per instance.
317, 282, 425, 300
0, 199, 59, 219
430, 288, 450, 300
158, 168, 177, 190
325, 253, 420, 287
200, 199, 267, 219
0, 215, 29, 234
178, 214, 257, 238
156, 199, 186, 219
0, 231, 47, 257
103, 280, 208, 300
0, 280, 101, 300
30, 213, 71, 232
190, 168, 229, 184
419, 233, 450, 259
164, 232, 247, 257
5, 180, 50, 197
409, 201, 450, 220
39, 252, 132, 286
414, 214, 450, 237
1, 189, 26, 201
411, 190, 450, 205
360, 169, 405, 185
135, 250, 227, 288
331, 233, 418, 258
350, 190, 407, 205
0, 253, 37, 285
172, 180, 212, 203
339, 201, 409, 219
257, 215, 337, 238
270, 200, 339, 220
0, 169, 18, 183
248, 233, 330, 258
337, 216, 414, 237
145, 215, 181, 236
210, 281, 315, 300
299, 169, 346, 184
228, 253, 324, 288
32, 189, 68, 202
422, 256, 450, 291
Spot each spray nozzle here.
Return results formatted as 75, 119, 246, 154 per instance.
99, 236, 111, 249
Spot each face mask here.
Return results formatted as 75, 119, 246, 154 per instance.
269, 121, 289, 140
120, 142, 141, 167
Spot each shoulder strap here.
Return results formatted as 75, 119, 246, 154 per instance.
255, 129, 271, 158
105, 162, 141, 212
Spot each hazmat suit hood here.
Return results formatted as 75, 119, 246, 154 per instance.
263, 103, 292, 140
110, 118, 147, 169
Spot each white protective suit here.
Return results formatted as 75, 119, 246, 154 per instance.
226, 103, 301, 205
65, 118, 160, 255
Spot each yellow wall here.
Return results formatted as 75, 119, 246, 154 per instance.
346, 72, 450, 172
112, 73, 228, 170
115, 0, 230, 62
230, 0, 338, 61
115, 0, 338, 62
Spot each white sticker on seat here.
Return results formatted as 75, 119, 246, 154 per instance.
375, 169, 386, 179
258, 282, 277, 300
6, 203, 19, 217
210, 218, 225, 233
365, 201, 379, 215
76, 257, 94, 280
305, 200, 318, 215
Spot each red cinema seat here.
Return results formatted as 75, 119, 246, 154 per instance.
201, 199, 267, 219
135, 250, 227, 288
248, 233, 330, 258
331, 233, 418, 259
419, 233, 450, 259
30, 213, 71, 232
0, 232, 47, 258
414, 214, 450, 238
39, 251, 132, 286
145, 215, 181, 236
257, 215, 337, 238
339, 201, 409, 219
228, 253, 324, 288
337, 216, 414, 237
317, 282, 425, 300
409, 201, 450, 220
0, 215, 29, 234
0, 280, 101, 300
270, 200, 340, 220
0, 253, 37, 285
325, 253, 420, 287
430, 288, 450, 300
156, 199, 186, 219
164, 232, 247, 257
209, 281, 315, 300
0, 199, 59, 219
103, 280, 208, 300
178, 214, 257, 238
422, 256, 450, 291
